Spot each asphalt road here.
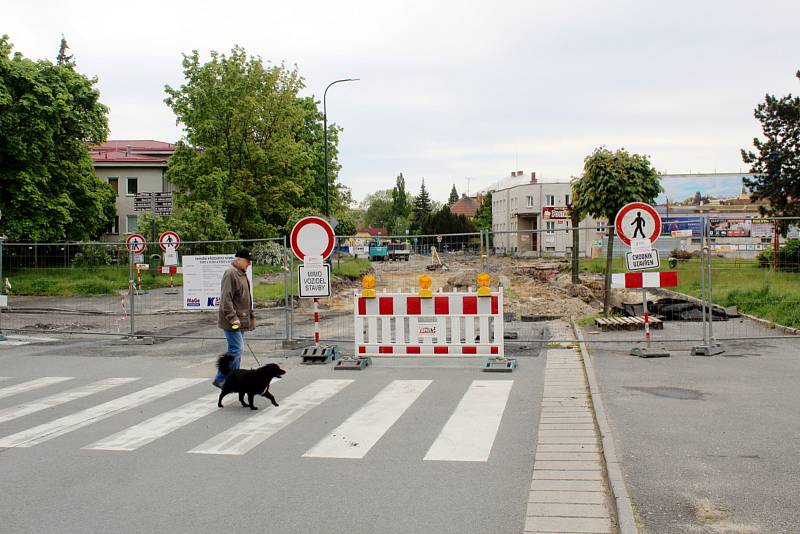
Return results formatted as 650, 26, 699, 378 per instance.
0, 338, 545, 534
586, 333, 800, 533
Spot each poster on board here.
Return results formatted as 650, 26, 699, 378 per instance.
182, 255, 253, 310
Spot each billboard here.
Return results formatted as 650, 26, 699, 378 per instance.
542, 207, 571, 220
661, 216, 704, 238
709, 218, 774, 238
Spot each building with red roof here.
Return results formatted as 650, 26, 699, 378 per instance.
90, 140, 177, 236
449, 194, 482, 218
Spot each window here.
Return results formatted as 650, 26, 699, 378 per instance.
107, 177, 119, 195
545, 194, 555, 206
107, 216, 119, 235
126, 214, 138, 233
546, 221, 555, 234
526, 195, 534, 208
565, 194, 570, 206
126, 177, 138, 195
596, 220, 605, 232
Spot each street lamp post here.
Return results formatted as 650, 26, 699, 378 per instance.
323, 78, 359, 218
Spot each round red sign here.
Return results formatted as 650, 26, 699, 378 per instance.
614, 202, 662, 246
289, 216, 335, 260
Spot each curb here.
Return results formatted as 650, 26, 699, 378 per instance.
571, 319, 639, 534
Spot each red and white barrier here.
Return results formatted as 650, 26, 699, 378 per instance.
611, 271, 678, 289
159, 266, 183, 274
354, 291, 504, 357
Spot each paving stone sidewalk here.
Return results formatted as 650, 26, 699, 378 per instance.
524, 347, 616, 534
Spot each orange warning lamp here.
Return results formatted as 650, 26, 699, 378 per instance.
418, 274, 433, 298
361, 274, 376, 298
476, 272, 492, 297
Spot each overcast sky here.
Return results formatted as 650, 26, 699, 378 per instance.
6, 0, 799, 204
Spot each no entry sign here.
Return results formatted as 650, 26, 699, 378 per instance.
125, 234, 147, 254
290, 216, 335, 261
615, 202, 661, 246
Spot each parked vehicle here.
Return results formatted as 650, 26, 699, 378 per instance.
368, 242, 389, 261
388, 242, 411, 261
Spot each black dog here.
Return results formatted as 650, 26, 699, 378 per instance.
216, 354, 286, 410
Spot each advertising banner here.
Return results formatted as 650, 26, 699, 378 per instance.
661, 216, 704, 238
709, 218, 774, 238
182, 255, 253, 310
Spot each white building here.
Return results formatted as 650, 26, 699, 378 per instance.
491, 171, 603, 257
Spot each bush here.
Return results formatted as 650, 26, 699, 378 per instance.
250, 241, 285, 267
670, 248, 695, 261
757, 240, 800, 271
71, 244, 113, 269
756, 247, 773, 268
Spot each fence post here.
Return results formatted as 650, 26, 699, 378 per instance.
129, 248, 135, 338
692, 216, 723, 356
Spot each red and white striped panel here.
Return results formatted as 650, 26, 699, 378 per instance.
159, 266, 183, 274
611, 271, 678, 289
354, 291, 504, 358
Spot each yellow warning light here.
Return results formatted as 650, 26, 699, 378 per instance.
418, 274, 433, 298
361, 274, 376, 298
476, 272, 492, 297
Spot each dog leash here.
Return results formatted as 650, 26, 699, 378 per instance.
246, 341, 262, 367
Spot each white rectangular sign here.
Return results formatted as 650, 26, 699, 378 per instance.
417, 322, 438, 338
182, 255, 253, 310
630, 238, 652, 254
163, 250, 178, 266
625, 250, 660, 271
298, 264, 331, 298
0, 294, 7, 308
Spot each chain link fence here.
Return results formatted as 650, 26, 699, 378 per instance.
1, 219, 798, 352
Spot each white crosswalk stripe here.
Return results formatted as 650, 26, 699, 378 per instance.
304, 380, 431, 459
0, 378, 204, 448
424, 380, 513, 462
0, 377, 74, 400
84, 393, 219, 451
0, 377, 517, 460
0, 378, 139, 425
189, 379, 354, 456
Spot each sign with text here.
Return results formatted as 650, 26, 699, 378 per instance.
417, 322, 438, 338
625, 250, 660, 271
298, 264, 331, 298
542, 206, 572, 220
182, 255, 253, 310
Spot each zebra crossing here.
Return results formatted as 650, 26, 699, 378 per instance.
0, 375, 516, 461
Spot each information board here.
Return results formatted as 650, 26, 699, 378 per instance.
298, 264, 331, 298
182, 255, 253, 310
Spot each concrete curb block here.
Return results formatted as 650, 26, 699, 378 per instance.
572, 319, 639, 534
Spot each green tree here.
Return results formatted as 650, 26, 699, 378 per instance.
411, 179, 433, 233
164, 46, 344, 239
389, 173, 413, 235
360, 189, 393, 230
56, 35, 73, 66
742, 69, 800, 229
0, 35, 115, 241
572, 147, 662, 314
425, 206, 476, 235
473, 191, 493, 231
448, 184, 459, 205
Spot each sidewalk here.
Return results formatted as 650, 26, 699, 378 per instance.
580, 329, 800, 533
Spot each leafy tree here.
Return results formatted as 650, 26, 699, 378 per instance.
0, 35, 115, 241
334, 215, 356, 237
473, 191, 493, 231
360, 189, 393, 230
448, 184, 459, 205
572, 147, 662, 314
164, 46, 344, 239
425, 206, 476, 235
411, 179, 432, 233
389, 173, 412, 234
742, 70, 800, 229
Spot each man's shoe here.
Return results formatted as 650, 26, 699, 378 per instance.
212, 379, 225, 389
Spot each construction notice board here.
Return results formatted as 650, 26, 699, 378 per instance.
182, 255, 253, 309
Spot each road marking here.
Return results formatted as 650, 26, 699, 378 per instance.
0, 378, 204, 448
424, 380, 513, 462
0, 377, 74, 400
189, 379, 354, 456
0, 378, 139, 425
84, 393, 220, 451
304, 380, 431, 459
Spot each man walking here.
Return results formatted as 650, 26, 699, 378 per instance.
212, 249, 256, 388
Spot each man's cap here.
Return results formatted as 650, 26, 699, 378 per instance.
235, 249, 253, 261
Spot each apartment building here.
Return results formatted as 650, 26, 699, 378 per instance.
90, 140, 176, 236
491, 171, 602, 256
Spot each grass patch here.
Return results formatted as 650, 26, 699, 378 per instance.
580, 256, 800, 328
332, 258, 372, 280
8, 267, 182, 296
